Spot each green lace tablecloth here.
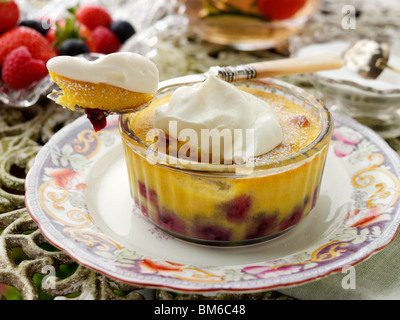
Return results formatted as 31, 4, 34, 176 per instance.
1, 0, 400, 300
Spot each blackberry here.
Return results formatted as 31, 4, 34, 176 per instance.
110, 20, 135, 44
19, 19, 48, 36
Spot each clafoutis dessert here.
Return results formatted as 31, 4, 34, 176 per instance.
120, 75, 333, 246
46, 52, 159, 131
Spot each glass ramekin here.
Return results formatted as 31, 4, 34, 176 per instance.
119, 77, 333, 246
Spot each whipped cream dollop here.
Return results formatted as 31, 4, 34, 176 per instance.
46, 52, 159, 93
153, 75, 283, 164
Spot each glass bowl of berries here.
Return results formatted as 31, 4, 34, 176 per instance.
0, 0, 56, 107
0, 1, 136, 107
183, 0, 319, 51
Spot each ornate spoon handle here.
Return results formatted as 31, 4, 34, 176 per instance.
209, 54, 344, 82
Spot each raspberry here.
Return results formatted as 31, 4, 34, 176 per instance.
279, 206, 304, 231
75, 5, 112, 30
0, 0, 19, 33
138, 181, 158, 205
0, 26, 56, 67
157, 207, 186, 234
311, 185, 319, 209
193, 224, 231, 241
223, 195, 252, 222
2, 46, 47, 90
245, 214, 277, 240
84, 108, 109, 132
92, 26, 120, 54
258, 0, 307, 20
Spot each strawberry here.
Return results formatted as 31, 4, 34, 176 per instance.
74, 23, 97, 52
258, 0, 307, 20
92, 26, 120, 54
0, 26, 56, 67
46, 19, 97, 52
0, 0, 19, 33
75, 5, 112, 30
2, 46, 47, 90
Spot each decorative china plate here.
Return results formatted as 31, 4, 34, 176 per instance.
25, 112, 400, 293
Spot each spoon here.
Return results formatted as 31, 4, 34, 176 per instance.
47, 53, 344, 114
343, 39, 400, 79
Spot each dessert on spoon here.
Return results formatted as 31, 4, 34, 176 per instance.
46, 52, 159, 131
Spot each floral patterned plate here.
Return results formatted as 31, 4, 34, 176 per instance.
25, 112, 400, 293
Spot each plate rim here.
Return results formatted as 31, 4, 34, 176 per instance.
25, 112, 400, 293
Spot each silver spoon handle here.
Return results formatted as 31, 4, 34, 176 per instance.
208, 64, 257, 82
208, 54, 344, 82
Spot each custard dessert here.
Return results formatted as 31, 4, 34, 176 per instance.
119, 76, 333, 246
46, 52, 159, 131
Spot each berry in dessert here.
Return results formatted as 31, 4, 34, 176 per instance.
120, 76, 332, 245
46, 52, 159, 131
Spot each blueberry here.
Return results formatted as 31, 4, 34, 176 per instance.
19, 20, 48, 36
110, 20, 135, 43
58, 39, 90, 56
